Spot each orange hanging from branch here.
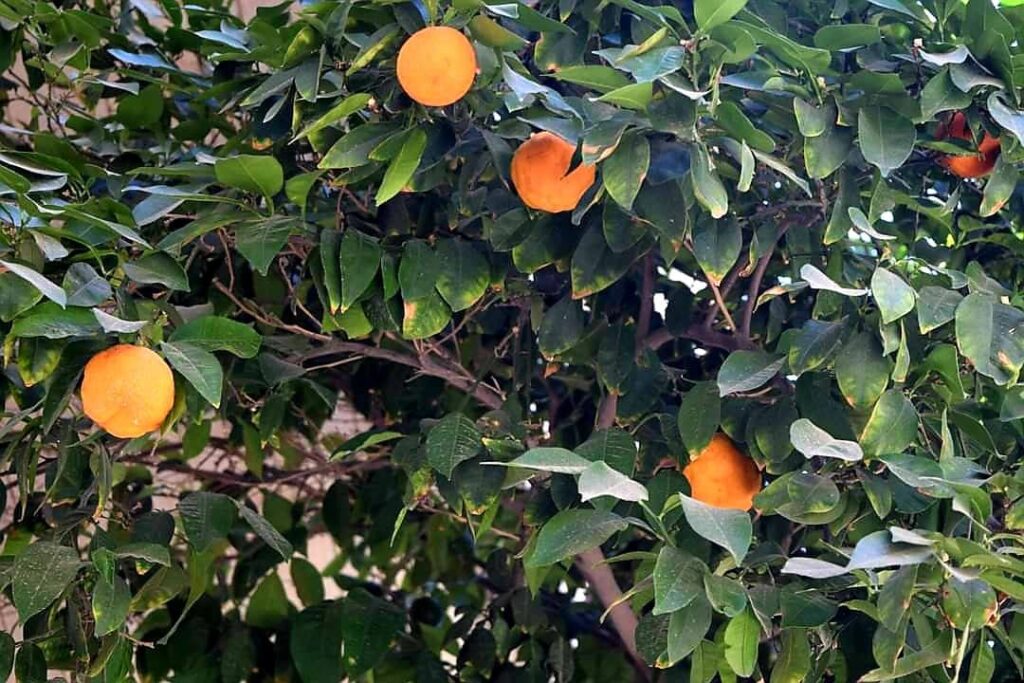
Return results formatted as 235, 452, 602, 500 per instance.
936, 111, 1000, 179
682, 433, 762, 511
81, 345, 176, 438
396, 26, 477, 107
510, 132, 597, 213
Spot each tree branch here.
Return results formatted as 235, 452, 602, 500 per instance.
298, 341, 505, 410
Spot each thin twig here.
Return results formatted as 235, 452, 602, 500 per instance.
707, 278, 738, 332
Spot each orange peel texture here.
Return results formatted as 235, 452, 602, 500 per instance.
81, 344, 175, 438
510, 132, 597, 213
682, 433, 762, 511
937, 111, 1000, 179
396, 26, 477, 107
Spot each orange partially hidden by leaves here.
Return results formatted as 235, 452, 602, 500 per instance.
81, 345, 175, 438
936, 111, 1000, 178
682, 433, 762, 511
396, 26, 477, 107
510, 132, 597, 213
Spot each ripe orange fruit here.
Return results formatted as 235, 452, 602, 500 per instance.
396, 26, 477, 107
682, 433, 762, 511
510, 132, 597, 213
936, 111, 1000, 178
81, 345, 175, 438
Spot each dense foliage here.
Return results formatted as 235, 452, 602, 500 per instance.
3, 0, 1024, 680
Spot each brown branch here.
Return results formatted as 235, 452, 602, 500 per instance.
707, 278, 738, 332
571, 394, 651, 682
646, 322, 752, 354
298, 341, 505, 410
739, 250, 774, 339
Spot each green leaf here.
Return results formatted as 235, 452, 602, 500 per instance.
835, 333, 889, 410
877, 565, 917, 631
235, 217, 297, 276
571, 225, 648, 299
859, 631, 953, 681
291, 603, 344, 683
376, 129, 427, 206
170, 316, 261, 358
93, 576, 131, 637
595, 81, 653, 110
804, 122, 853, 179
788, 319, 844, 376
123, 252, 190, 291
10, 302, 101, 339
723, 607, 760, 677
602, 130, 650, 210
14, 644, 46, 683
653, 546, 706, 614
435, 239, 489, 311
468, 14, 529, 49
246, 572, 290, 628
943, 576, 996, 629
526, 509, 628, 567
770, 628, 811, 683
399, 240, 440, 301
290, 558, 325, 608
871, 268, 916, 324
690, 144, 728, 218
538, 296, 584, 358
666, 594, 713, 664
917, 286, 962, 334
793, 99, 834, 138
62, 263, 112, 307
12, 542, 81, 622
0, 634, 12, 682
339, 230, 381, 312
0, 271, 44, 322
319, 122, 401, 169
179, 492, 236, 550
500, 447, 592, 474
161, 341, 223, 407
678, 381, 721, 456
780, 589, 837, 628
679, 494, 752, 564
692, 217, 741, 284
717, 350, 784, 396
0, 260, 67, 307
860, 389, 919, 457
955, 293, 1024, 385
402, 289, 451, 339
578, 461, 648, 502
330, 429, 404, 459
426, 413, 482, 478
858, 106, 916, 176
215, 155, 284, 197
341, 588, 405, 677
715, 101, 774, 152
968, 640, 995, 683
704, 574, 748, 616
695, 0, 748, 31
577, 428, 637, 475
812, 23, 881, 49
549, 65, 631, 93
789, 419, 863, 461
292, 93, 372, 142
236, 502, 293, 560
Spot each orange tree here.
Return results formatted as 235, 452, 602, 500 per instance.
2, 0, 1024, 680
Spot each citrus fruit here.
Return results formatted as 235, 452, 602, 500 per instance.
81, 344, 175, 438
396, 26, 477, 107
937, 111, 1000, 179
682, 433, 762, 511
510, 132, 597, 213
